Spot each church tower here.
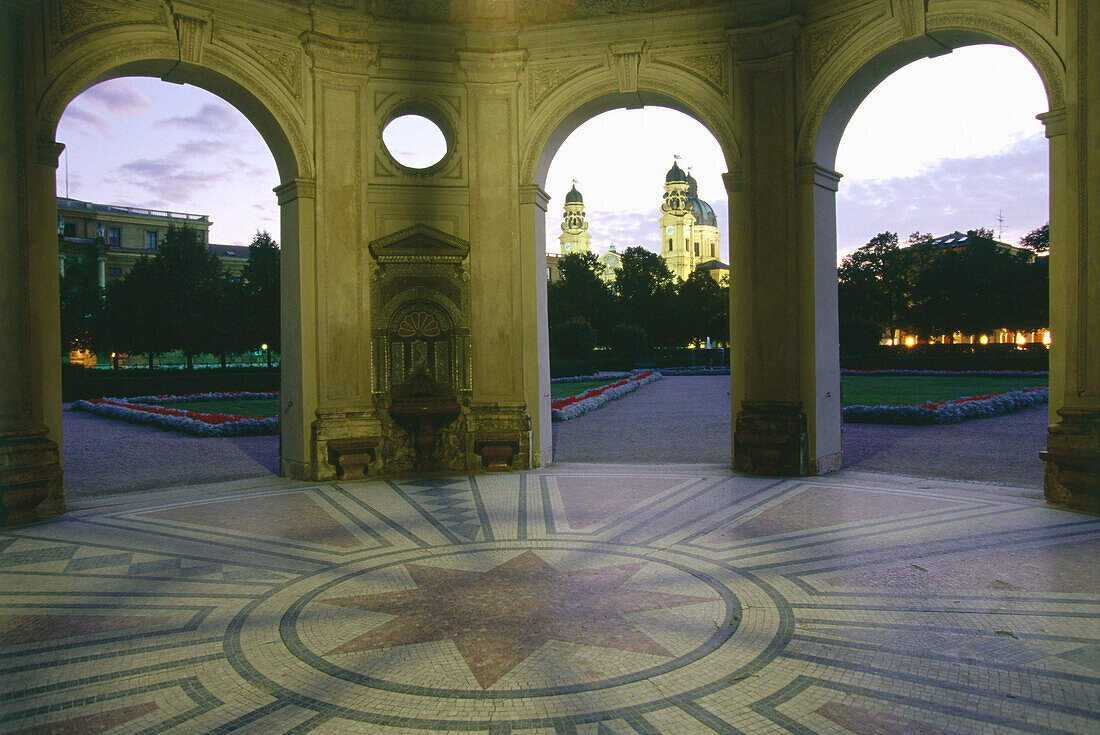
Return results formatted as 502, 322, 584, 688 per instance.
659, 161, 695, 281
558, 183, 592, 255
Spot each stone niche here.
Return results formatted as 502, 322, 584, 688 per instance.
369, 224, 473, 474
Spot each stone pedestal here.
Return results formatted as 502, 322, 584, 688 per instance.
327, 438, 379, 481
733, 401, 809, 477
1041, 408, 1100, 513
468, 404, 530, 472
0, 431, 63, 527
474, 432, 520, 472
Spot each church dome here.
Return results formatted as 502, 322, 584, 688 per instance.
665, 161, 688, 183
565, 184, 583, 204
689, 196, 718, 228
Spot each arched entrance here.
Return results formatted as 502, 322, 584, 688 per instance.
520, 86, 739, 466
0, 9, 314, 522
800, 12, 1090, 505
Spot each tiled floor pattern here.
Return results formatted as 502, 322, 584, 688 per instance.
1, 469, 1098, 733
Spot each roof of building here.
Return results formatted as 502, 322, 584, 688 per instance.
57, 197, 210, 224
665, 161, 688, 183
685, 172, 718, 228
210, 244, 250, 259
696, 259, 729, 270
565, 184, 583, 204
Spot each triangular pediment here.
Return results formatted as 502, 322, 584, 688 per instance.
369, 224, 470, 264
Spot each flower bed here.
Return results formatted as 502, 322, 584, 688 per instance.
551, 370, 662, 422
841, 369, 1048, 377
70, 391, 278, 436
658, 366, 729, 376
842, 387, 1048, 425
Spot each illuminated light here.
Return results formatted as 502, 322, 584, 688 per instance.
979, 335, 989, 345
261, 343, 268, 351
1016, 333, 1026, 345
904, 336, 916, 347
1043, 331, 1052, 345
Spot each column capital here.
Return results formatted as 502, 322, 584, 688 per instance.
36, 139, 65, 168
457, 49, 528, 84
796, 162, 842, 191
1038, 109, 1066, 138
721, 170, 743, 194
274, 177, 316, 205
518, 184, 550, 211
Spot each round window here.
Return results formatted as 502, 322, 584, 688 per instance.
381, 114, 449, 170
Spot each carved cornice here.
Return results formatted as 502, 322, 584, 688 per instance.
607, 41, 645, 94
892, 0, 926, 39
36, 139, 66, 169
1037, 109, 1065, 138
369, 223, 471, 265
728, 16, 804, 63
300, 30, 379, 75
457, 49, 528, 84
518, 184, 551, 211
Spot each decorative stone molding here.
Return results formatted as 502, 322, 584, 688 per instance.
467, 404, 531, 472
607, 41, 644, 94
528, 64, 597, 110
733, 401, 809, 476
327, 437, 380, 481
300, 30, 379, 75
1037, 109, 1066, 138
518, 183, 550, 212
796, 162, 842, 192
457, 49, 528, 84
1041, 408, 1100, 513
891, 0, 926, 39
805, 15, 862, 79
169, 2, 212, 65
248, 42, 303, 99
663, 50, 727, 93
728, 16, 803, 63
925, 13, 1064, 108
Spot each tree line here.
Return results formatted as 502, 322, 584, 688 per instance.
547, 247, 729, 361
60, 225, 280, 368
838, 225, 1049, 352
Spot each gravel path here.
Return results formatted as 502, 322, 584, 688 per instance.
552, 375, 1047, 490
61, 375, 1047, 502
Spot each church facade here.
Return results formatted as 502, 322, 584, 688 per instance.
2, 0, 1098, 522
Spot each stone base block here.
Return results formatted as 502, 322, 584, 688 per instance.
467, 403, 531, 472
327, 438, 380, 481
1041, 408, 1100, 513
733, 401, 809, 477
0, 430, 63, 527
474, 432, 520, 472
311, 411, 383, 481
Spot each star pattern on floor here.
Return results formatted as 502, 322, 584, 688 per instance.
319, 550, 708, 687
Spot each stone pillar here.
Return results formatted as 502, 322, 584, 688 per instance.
300, 33, 381, 481
727, 20, 821, 476
58, 253, 65, 277
0, 6, 63, 525
96, 255, 106, 289
1040, 0, 1100, 511
459, 48, 533, 470
519, 184, 552, 466
274, 177, 317, 480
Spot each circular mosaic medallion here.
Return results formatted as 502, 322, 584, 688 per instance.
228, 541, 785, 727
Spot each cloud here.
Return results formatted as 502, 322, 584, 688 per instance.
59, 105, 111, 138
81, 79, 151, 114
158, 103, 239, 133
836, 134, 1048, 259
113, 158, 213, 203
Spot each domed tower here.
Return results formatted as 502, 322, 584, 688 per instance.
685, 171, 721, 266
558, 182, 592, 255
659, 160, 696, 281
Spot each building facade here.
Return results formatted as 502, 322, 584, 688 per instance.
57, 197, 249, 287
658, 161, 723, 281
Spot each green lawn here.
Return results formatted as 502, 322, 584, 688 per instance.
551, 379, 617, 400
841, 375, 1047, 407
161, 399, 280, 418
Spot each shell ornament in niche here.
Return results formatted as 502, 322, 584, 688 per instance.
396, 310, 442, 338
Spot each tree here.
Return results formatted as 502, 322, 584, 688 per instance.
546, 251, 613, 342
615, 246, 680, 347
99, 256, 169, 367
155, 225, 224, 368
1020, 222, 1049, 253
59, 262, 103, 354
550, 319, 596, 359
837, 232, 912, 338
678, 269, 726, 346
240, 230, 281, 358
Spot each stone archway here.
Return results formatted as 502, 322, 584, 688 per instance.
798, 5, 1097, 506
0, 3, 316, 522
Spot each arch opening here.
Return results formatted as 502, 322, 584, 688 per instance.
45, 63, 305, 505
816, 42, 1052, 490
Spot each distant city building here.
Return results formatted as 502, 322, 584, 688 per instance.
56, 197, 249, 288
548, 163, 728, 284
921, 230, 1038, 262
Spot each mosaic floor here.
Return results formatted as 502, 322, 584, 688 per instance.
2, 467, 1098, 734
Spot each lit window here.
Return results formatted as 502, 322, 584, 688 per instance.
107, 227, 120, 247
145, 231, 157, 249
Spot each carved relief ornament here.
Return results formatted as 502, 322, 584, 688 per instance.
607, 41, 644, 94
300, 30, 379, 75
